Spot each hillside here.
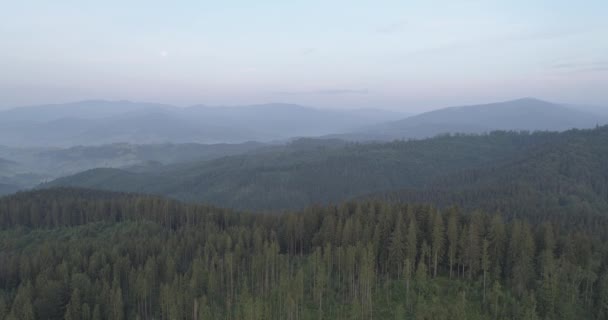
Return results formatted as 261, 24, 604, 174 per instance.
0, 141, 267, 194
44, 126, 608, 214
45, 130, 563, 210
335, 98, 606, 141
375, 127, 608, 218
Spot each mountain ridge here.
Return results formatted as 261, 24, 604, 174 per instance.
331, 98, 606, 141
0, 100, 403, 147
43, 127, 573, 211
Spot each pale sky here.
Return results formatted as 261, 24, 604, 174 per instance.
1, 0, 607, 112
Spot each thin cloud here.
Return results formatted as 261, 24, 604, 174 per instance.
376, 20, 408, 34
552, 62, 579, 69
508, 27, 590, 42
550, 60, 608, 73
299, 48, 317, 56
276, 89, 370, 96
397, 27, 593, 59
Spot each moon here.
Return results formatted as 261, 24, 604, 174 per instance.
160, 50, 168, 57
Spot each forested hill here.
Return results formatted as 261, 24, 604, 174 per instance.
373, 126, 608, 218
46, 126, 608, 213
0, 141, 268, 193
2, 187, 608, 319
44, 130, 562, 211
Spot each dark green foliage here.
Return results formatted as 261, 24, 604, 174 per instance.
1, 188, 607, 319
46, 129, 564, 210
44, 126, 608, 214
376, 126, 608, 218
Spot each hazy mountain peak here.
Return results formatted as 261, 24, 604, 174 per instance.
332, 98, 607, 141
2, 97, 603, 147
509, 97, 551, 104
436, 97, 560, 113
0, 100, 402, 147
410, 97, 594, 120
0, 100, 175, 124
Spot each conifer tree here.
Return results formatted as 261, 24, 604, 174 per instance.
446, 209, 459, 280
431, 211, 445, 278
388, 214, 406, 277
64, 288, 82, 320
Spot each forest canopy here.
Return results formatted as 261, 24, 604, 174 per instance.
42, 126, 608, 212
1, 188, 608, 319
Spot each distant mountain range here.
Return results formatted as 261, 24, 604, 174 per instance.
2, 97, 607, 198
0, 100, 405, 147
0, 100, 173, 123
1, 98, 604, 147
332, 98, 607, 141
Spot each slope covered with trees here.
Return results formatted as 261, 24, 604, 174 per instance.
1, 188, 607, 319
45, 131, 563, 211
376, 127, 608, 218
47, 126, 608, 214
0, 141, 267, 194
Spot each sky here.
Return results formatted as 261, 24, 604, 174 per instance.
1, 0, 607, 112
